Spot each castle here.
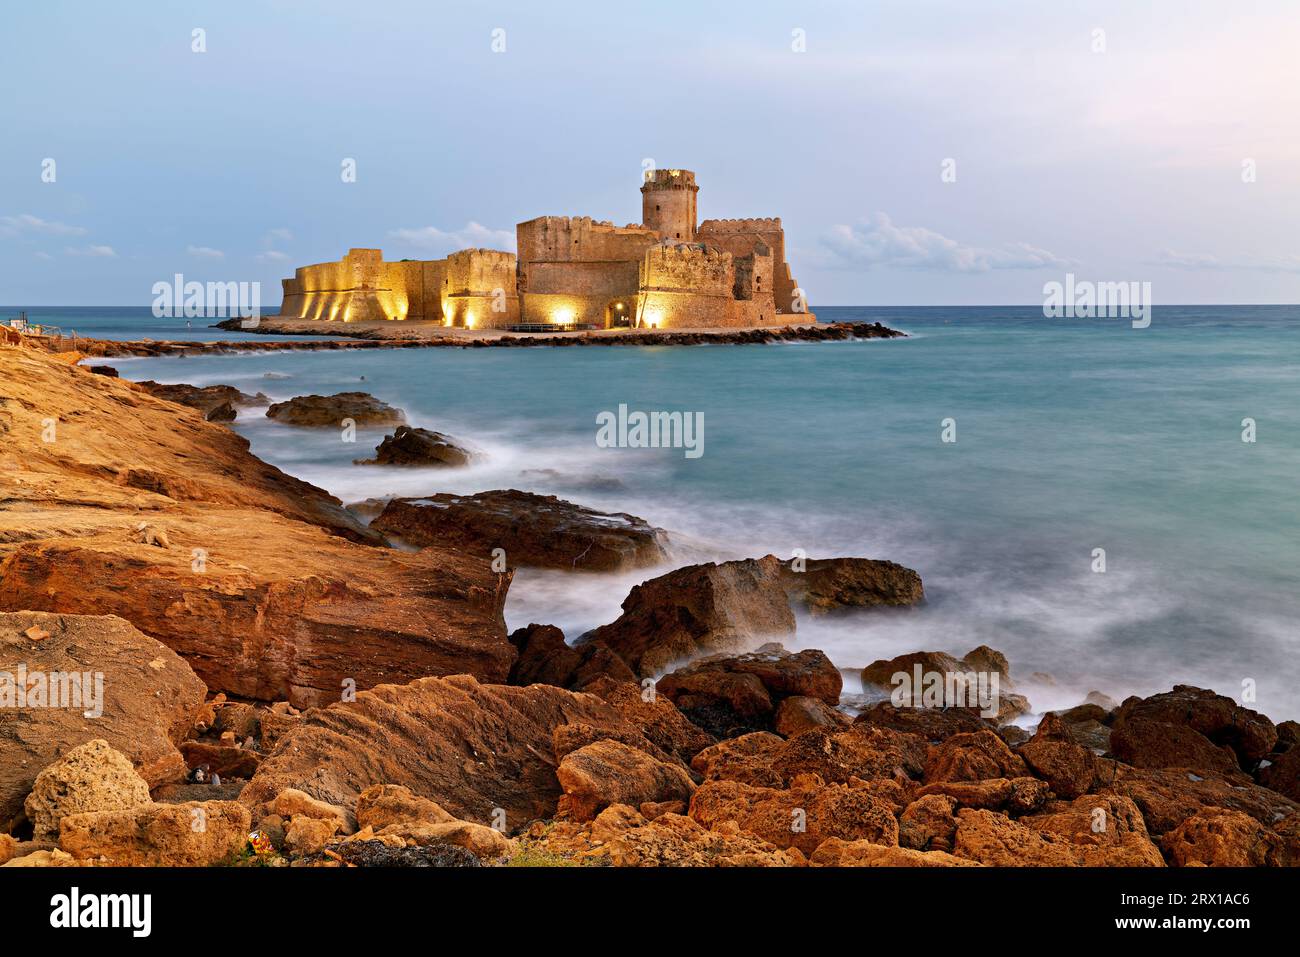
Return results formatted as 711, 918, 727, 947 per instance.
276, 169, 811, 330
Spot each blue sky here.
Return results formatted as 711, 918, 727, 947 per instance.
2, 0, 1298, 305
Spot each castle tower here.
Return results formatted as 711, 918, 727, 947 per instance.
641, 168, 698, 241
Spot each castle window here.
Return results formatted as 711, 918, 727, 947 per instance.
656, 205, 660, 211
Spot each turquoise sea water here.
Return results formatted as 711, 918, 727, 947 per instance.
37, 305, 1300, 719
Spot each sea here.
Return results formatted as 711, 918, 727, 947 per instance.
11, 304, 1298, 720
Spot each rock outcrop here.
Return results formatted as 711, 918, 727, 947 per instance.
0, 613, 206, 831
508, 623, 635, 690
778, 557, 924, 614
578, 556, 796, 676
265, 391, 406, 428
354, 425, 474, 467
135, 380, 268, 418
23, 740, 153, 841
372, 490, 669, 572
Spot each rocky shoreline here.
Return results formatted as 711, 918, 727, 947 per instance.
1, 339, 1296, 869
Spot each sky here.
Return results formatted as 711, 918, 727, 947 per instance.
2, 0, 1298, 306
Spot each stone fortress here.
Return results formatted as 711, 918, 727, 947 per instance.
276, 169, 811, 330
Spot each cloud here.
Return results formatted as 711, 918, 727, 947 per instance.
0, 214, 88, 238
65, 244, 116, 257
262, 228, 293, 245
388, 220, 516, 255
821, 213, 1071, 273
187, 245, 225, 259
1152, 249, 1300, 273
257, 250, 290, 262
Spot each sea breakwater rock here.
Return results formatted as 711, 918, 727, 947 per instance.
241, 674, 697, 827
508, 623, 634, 690
372, 490, 669, 573
578, 556, 796, 676
354, 425, 473, 467
778, 557, 924, 615
59, 800, 251, 866
1110, 685, 1276, 769
134, 380, 268, 418
265, 391, 406, 428
0, 612, 207, 832
24, 740, 153, 842
655, 644, 842, 738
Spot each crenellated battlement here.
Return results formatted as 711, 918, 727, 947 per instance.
698, 217, 783, 233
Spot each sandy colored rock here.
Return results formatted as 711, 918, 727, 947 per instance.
899, 793, 959, 851
58, 800, 250, 866
0, 612, 206, 831
579, 556, 796, 676
924, 730, 1029, 784
373, 490, 668, 572
778, 557, 924, 615
810, 837, 977, 867
1, 848, 77, 867
606, 812, 799, 867
691, 732, 787, 787
269, 788, 352, 832
1161, 808, 1285, 866
774, 695, 851, 738
284, 815, 340, 855
0, 834, 17, 865
377, 819, 511, 859
1018, 712, 1100, 799
916, 777, 1050, 814
581, 676, 714, 766
356, 784, 457, 830
953, 795, 1165, 867
557, 740, 696, 821
23, 740, 152, 842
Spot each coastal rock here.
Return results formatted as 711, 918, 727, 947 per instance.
854, 701, 991, 742
23, 740, 153, 842
860, 647, 1028, 723
1258, 747, 1300, 801
698, 725, 927, 788
265, 391, 406, 428
556, 740, 696, 821
774, 696, 852, 738
1017, 712, 1100, 799
58, 800, 250, 866
205, 401, 237, 422
777, 557, 924, 614
241, 674, 680, 828
655, 645, 842, 737
898, 794, 959, 850
1161, 808, 1287, 867
372, 490, 669, 573
924, 730, 1029, 784
354, 425, 473, 467
810, 838, 977, 867
578, 556, 796, 676
952, 795, 1165, 867
134, 380, 267, 416
0, 612, 206, 831
691, 732, 788, 787
605, 812, 799, 867
915, 777, 1050, 814
689, 778, 899, 855
1109, 716, 1241, 773
507, 623, 636, 690
1111, 685, 1276, 766
1103, 766, 1299, 836
580, 676, 715, 766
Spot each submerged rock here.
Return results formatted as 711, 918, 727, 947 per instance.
354, 425, 474, 467
265, 391, 405, 428
372, 489, 669, 572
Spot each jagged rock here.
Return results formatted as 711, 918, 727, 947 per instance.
58, 800, 250, 866
689, 777, 898, 855
1017, 712, 1100, 798
810, 838, 977, 867
658, 646, 841, 723
23, 740, 152, 842
860, 647, 1029, 724
777, 557, 924, 614
205, 401, 237, 422
265, 391, 405, 428
578, 676, 715, 766
854, 701, 992, 742
605, 812, 799, 867
1259, 747, 1300, 801
557, 740, 696, 821
0, 612, 207, 831
899, 794, 959, 850
1161, 808, 1293, 866
1112, 686, 1276, 766
134, 380, 267, 416
691, 732, 788, 787
578, 556, 796, 676
924, 730, 1029, 784
372, 490, 668, 572
1110, 716, 1241, 773
354, 425, 473, 467
356, 784, 456, 830
507, 623, 635, 690
241, 675, 689, 829
915, 777, 1050, 814
774, 696, 851, 738
953, 795, 1165, 866
1104, 766, 1299, 836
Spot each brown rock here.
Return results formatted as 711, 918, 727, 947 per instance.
1259, 746, 1300, 801
268, 788, 352, 832
774, 725, 928, 785
578, 556, 796, 676
580, 676, 714, 766
1161, 808, 1284, 866
1112, 685, 1276, 765
1105, 766, 1299, 836
265, 391, 405, 428
1018, 712, 1099, 799
854, 701, 991, 742
605, 812, 799, 867
135, 380, 267, 416
0, 834, 17, 865
1110, 716, 1241, 774
59, 800, 250, 866
810, 838, 977, 867
284, 815, 340, 855
180, 740, 260, 779
690, 778, 898, 855
776, 557, 924, 615
372, 490, 668, 572
917, 777, 1050, 814
953, 795, 1165, 866
23, 740, 152, 842
354, 425, 472, 467
508, 623, 635, 690
924, 730, 1029, 784
0, 612, 206, 831
899, 793, 959, 850
861, 647, 1028, 724
377, 819, 511, 859
690, 732, 787, 787
356, 783, 456, 830
557, 740, 696, 821
774, 696, 851, 738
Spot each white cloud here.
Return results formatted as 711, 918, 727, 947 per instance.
0, 214, 87, 238
263, 228, 293, 245
1153, 249, 1300, 273
388, 220, 516, 255
821, 213, 1070, 273
257, 250, 290, 262
65, 244, 116, 258
187, 245, 225, 259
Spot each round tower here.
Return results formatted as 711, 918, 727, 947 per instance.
641, 168, 698, 241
